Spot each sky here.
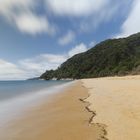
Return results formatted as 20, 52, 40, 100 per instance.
0, 0, 140, 80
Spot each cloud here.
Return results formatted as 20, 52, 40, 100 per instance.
0, 0, 128, 36
14, 13, 55, 35
117, 0, 140, 37
19, 54, 67, 74
79, 1, 123, 33
0, 0, 33, 16
0, 0, 55, 35
19, 43, 88, 76
46, 0, 121, 33
68, 43, 87, 57
46, 0, 110, 16
0, 43, 88, 80
58, 31, 75, 46
89, 41, 96, 48
0, 59, 27, 80
0, 54, 67, 80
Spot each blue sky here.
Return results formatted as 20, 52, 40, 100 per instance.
0, 0, 139, 80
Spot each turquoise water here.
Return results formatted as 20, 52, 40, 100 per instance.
0, 80, 73, 127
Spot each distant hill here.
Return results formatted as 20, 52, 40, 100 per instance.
40, 32, 140, 80
27, 77, 40, 80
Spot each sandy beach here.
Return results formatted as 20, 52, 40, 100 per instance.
82, 75, 140, 140
1, 75, 140, 140
0, 82, 105, 140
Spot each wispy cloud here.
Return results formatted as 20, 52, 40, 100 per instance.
19, 43, 88, 77
14, 13, 55, 35
89, 41, 96, 48
19, 54, 67, 74
58, 31, 75, 46
0, 55, 66, 80
0, 0, 130, 36
117, 0, 140, 38
0, 0, 56, 35
0, 59, 27, 80
46, 0, 110, 16
68, 43, 87, 57
79, 1, 125, 33
0, 42, 88, 80
46, 0, 115, 33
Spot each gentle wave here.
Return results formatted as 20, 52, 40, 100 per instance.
0, 81, 75, 128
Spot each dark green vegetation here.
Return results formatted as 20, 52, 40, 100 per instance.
28, 77, 40, 80
40, 33, 140, 80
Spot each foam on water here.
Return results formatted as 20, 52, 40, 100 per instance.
0, 81, 75, 128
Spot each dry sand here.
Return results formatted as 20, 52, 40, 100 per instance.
0, 82, 105, 140
82, 75, 140, 140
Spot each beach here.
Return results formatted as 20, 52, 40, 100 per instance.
82, 75, 140, 140
0, 82, 105, 140
0, 75, 140, 140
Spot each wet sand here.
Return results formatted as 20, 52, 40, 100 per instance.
82, 75, 140, 140
0, 82, 105, 140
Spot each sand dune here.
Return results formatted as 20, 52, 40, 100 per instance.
82, 75, 140, 140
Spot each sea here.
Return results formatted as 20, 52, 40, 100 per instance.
0, 80, 73, 128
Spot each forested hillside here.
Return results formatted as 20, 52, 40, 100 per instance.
40, 33, 140, 80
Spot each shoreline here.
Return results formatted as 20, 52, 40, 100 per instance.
0, 81, 75, 128
82, 75, 140, 140
80, 83, 108, 140
0, 81, 105, 140
80, 97, 108, 140
1, 75, 139, 140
